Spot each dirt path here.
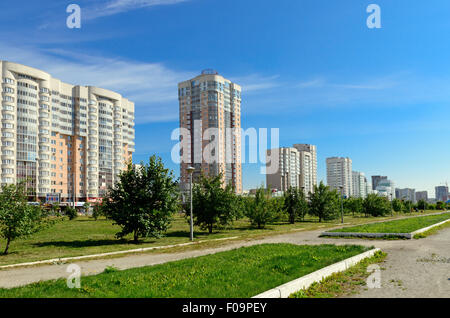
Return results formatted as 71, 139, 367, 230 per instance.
0, 226, 448, 298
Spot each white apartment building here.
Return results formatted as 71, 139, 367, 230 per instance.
293, 143, 317, 194
352, 171, 368, 198
0, 61, 135, 202
326, 157, 352, 198
266, 144, 317, 195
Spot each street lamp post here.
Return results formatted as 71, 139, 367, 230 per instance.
390, 193, 393, 216
339, 186, 344, 224
186, 166, 195, 241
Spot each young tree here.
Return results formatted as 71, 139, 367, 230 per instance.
283, 187, 308, 223
192, 174, 239, 233
344, 197, 364, 216
102, 156, 179, 243
245, 187, 280, 229
436, 201, 445, 210
363, 194, 391, 217
83, 202, 91, 215
91, 202, 104, 220
308, 182, 340, 222
0, 183, 50, 254
417, 199, 428, 211
392, 198, 404, 213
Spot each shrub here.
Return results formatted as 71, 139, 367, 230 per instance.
65, 207, 78, 220
363, 194, 391, 217
245, 187, 280, 229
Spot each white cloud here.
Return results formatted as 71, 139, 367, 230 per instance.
85, 0, 190, 20
0, 45, 194, 123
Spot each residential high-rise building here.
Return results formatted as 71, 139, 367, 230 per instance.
396, 188, 416, 203
352, 171, 368, 198
435, 186, 449, 202
415, 191, 428, 202
178, 70, 242, 193
266, 147, 301, 192
326, 157, 352, 198
376, 179, 395, 199
0, 61, 135, 202
371, 175, 387, 192
293, 144, 317, 194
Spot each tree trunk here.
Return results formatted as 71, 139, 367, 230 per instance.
3, 237, 10, 255
208, 224, 213, 234
133, 231, 139, 244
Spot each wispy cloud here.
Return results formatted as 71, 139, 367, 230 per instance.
85, 0, 191, 20
0, 44, 194, 123
230, 74, 281, 93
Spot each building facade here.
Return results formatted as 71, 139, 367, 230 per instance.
415, 191, 428, 202
352, 171, 368, 198
0, 61, 135, 202
371, 175, 387, 192
293, 144, 317, 194
375, 179, 395, 199
266, 147, 300, 193
435, 186, 449, 202
396, 188, 416, 203
326, 157, 352, 198
178, 70, 242, 193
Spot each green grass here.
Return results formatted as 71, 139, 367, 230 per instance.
290, 251, 387, 298
0, 244, 370, 298
330, 212, 450, 234
0, 210, 442, 266
413, 220, 450, 239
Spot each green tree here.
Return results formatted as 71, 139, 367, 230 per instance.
436, 201, 445, 210
83, 202, 91, 214
91, 202, 104, 220
417, 199, 428, 211
65, 206, 78, 220
283, 187, 308, 223
363, 194, 391, 217
102, 156, 179, 243
308, 182, 340, 222
50, 202, 61, 217
403, 200, 413, 213
192, 174, 239, 234
245, 187, 280, 229
0, 183, 50, 254
344, 197, 364, 216
392, 198, 404, 213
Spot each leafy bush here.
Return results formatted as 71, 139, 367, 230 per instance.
392, 199, 404, 213
363, 194, 391, 217
245, 187, 280, 229
308, 182, 340, 222
102, 156, 179, 243
192, 174, 240, 233
65, 207, 78, 220
417, 199, 428, 211
283, 187, 308, 223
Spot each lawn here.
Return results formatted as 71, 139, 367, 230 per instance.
0, 244, 370, 298
330, 212, 450, 234
0, 210, 442, 266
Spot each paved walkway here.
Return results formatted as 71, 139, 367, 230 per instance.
0, 226, 449, 297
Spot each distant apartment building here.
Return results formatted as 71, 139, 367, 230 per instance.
435, 186, 449, 202
178, 70, 242, 193
326, 157, 352, 198
376, 179, 395, 199
352, 171, 368, 198
0, 61, 135, 202
371, 175, 387, 192
396, 188, 416, 203
415, 191, 428, 202
266, 144, 317, 195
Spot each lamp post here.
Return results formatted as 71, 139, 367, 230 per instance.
390, 193, 393, 216
186, 166, 195, 241
339, 186, 344, 224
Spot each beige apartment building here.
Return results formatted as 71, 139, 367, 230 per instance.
0, 61, 135, 203
178, 70, 242, 193
266, 144, 317, 195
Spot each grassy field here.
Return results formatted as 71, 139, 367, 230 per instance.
290, 250, 387, 298
0, 244, 370, 298
0, 210, 442, 266
330, 212, 450, 234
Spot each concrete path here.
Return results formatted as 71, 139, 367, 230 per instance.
0, 226, 449, 298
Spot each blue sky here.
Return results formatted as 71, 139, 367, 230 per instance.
1, 0, 449, 197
